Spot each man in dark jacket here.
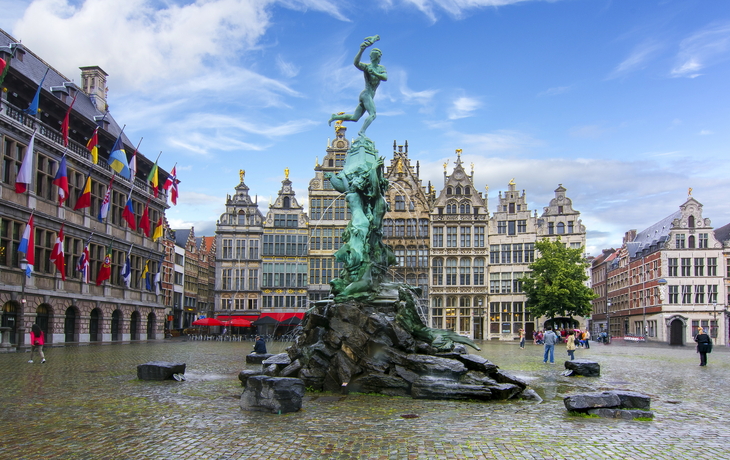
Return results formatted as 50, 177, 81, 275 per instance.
253, 335, 267, 354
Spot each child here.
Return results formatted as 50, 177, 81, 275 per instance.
29, 324, 46, 364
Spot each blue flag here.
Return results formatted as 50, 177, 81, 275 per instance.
24, 68, 49, 116
108, 135, 130, 179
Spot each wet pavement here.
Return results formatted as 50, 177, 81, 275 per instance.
1, 338, 728, 459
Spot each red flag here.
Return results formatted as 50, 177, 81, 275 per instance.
76, 237, 91, 284
122, 192, 136, 230
96, 242, 113, 286
61, 93, 77, 147
73, 172, 92, 210
164, 166, 179, 205
139, 199, 151, 237
50, 223, 66, 281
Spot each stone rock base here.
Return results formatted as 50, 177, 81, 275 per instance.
564, 390, 653, 420
246, 353, 273, 364
137, 361, 186, 381
240, 376, 305, 414
564, 359, 600, 377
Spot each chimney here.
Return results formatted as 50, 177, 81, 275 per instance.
79, 66, 108, 112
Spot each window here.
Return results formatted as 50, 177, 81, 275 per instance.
508, 221, 516, 235
474, 226, 485, 247
406, 247, 417, 267
473, 258, 485, 285
395, 246, 405, 266
501, 273, 511, 293
508, 202, 515, 213
668, 258, 678, 276
497, 221, 507, 234
395, 195, 405, 211
35, 153, 57, 202
445, 258, 457, 285
236, 239, 246, 259
524, 243, 535, 263
418, 219, 429, 238
709, 285, 718, 303
383, 219, 393, 238
557, 222, 565, 234
418, 249, 428, 268
681, 285, 692, 303
688, 235, 695, 248
222, 239, 233, 259
446, 227, 458, 247
694, 258, 704, 277
248, 240, 259, 259
2, 135, 26, 188
490, 245, 500, 264
459, 259, 471, 285
222, 268, 232, 290
568, 221, 574, 233
460, 227, 471, 247
548, 222, 554, 235
513, 272, 524, 293
517, 220, 526, 233
695, 285, 705, 304
406, 219, 417, 237
460, 203, 470, 214
432, 258, 443, 285
676, 234, 685, 249
395, 219, 405, 237
433, 227, 443, 247
668, 285, 678, 304
681, 258, 691, 276
707, 258, 717, 276
248, 269, 258, 289
490, 273, 500, 294
698, 233, 709, 248
501, 244, 511, 264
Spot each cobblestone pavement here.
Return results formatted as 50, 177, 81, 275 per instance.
1, 338, 728, 460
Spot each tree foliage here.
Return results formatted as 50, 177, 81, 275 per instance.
520, 239, 596, 320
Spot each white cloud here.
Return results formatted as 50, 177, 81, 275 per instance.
276, 55, 300, 78
398, 70, 439, 107
537, 86, 570, 97
449, 129, 538, 152
699, 129, 713, 136
608, 39, 663, 79
379, 0, 551, 21
671, 21, 730, 78
447, 96, 481, 120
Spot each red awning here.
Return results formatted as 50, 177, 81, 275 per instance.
217, 315, 259, 321
260, 312, 305, 322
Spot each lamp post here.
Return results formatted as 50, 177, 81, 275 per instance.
18, 257, 28, 347
606, 298, 612, 344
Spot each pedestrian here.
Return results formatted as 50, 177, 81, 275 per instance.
28, 324, 46, 364
566, 331, 576, 360
694, 327, 712, 366
532, 330, 537, 345
584, 330, 591, 349
253, 335, 267, 354
519, 328, 525, 349
536, 330, 544, 345
543, 327, 558, 364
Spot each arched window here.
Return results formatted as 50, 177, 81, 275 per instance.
446, 297, 458, 307
460, 258, 471, 285
447, 187, 453, 195
283, 197, 290, 209
456, 186, 462, 195
460, 297, 471, 307
464, 186, 471, 195
446, 258, 458, 285
688, 215, 695, 228
688, 235, 695, 249
557, 222, 565, 234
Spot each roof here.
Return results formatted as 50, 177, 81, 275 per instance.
628, 210, 681, 258
714, 222, 730, 245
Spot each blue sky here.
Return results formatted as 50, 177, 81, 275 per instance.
3, 0, 730, 256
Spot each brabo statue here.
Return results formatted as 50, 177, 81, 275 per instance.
328, 35, 387, 137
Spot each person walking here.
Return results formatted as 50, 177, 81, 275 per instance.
566, 331, 577, 360
583, 330, 591, 349
543, 327, 558, 364
519, 328, 526, 349
28, 324, 46, 364
694, 327, 712, 366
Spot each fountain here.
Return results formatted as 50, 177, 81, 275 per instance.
284, 36, 529, 401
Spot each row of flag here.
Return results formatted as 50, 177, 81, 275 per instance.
21, 213, 164, 293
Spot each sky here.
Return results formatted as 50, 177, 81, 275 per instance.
2, 0, 729, 256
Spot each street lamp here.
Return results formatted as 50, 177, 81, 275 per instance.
606, 298, 612, 344
18, 257, 28, 347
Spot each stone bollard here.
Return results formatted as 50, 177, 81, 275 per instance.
564, 359, 600, 377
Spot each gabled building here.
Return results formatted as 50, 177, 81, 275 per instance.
214, 171, 264, 319
307, 124, 349, 301
382, 140, 432, 297
261, 169, 309, 316
595, 194, 728, 345
429, 150, 489, 339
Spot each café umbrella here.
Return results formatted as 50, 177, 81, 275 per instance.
192, 317, 224, 326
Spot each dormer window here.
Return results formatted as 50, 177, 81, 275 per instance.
688, 215, 695, 228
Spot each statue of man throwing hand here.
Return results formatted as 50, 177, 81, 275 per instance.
328, 35, 387, 137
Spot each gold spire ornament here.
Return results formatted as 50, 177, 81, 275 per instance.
285, 167, 290, 179
688, 187, 693, 196
443, 161, 448, 171
509, 178, 515, 186
240, 170, 245, 182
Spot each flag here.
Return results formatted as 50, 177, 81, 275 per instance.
73, 171, 92, 210
139, 199, 151, 237
98, 175, 115, 222
147, 161, 159, 197
24, 68, 48, 116
86, 127, 99, 164
76, 236, 91, 284
60, 93, 77, 146
152, 216, 164, 242
163, 166, 179, 205
50, 223, 66, 281
122, 191, 136, 230
15, 130, 36, 193
121, 246, 132, 288
53, 155, 69, 205
129, 148, 137, 181
96, 242, 113, 286
18, 214, 35, 278
108, 134, 130, 179
141, 260, 150, 290
0, 56, 9, 86
153, 255, 164, 296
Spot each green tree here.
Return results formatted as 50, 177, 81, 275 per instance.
520, 238, 596, 320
